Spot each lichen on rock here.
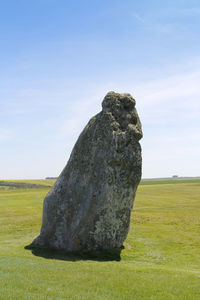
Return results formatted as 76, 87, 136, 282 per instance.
32, 91, 143, 251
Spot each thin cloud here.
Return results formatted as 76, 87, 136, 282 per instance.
132, 11, 173, 34
57, 66, 200, 132
121, 70, 200, 127
132, 12, 145, 23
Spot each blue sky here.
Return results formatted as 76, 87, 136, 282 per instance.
1, 0, 200, 179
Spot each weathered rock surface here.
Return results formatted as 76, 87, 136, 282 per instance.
32, 91, 143, 251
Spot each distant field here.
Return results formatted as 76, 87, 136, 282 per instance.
0, 178, 200, 299
0, 179, 55, 190
1, 176, 200, 189
140, 177, 200, 185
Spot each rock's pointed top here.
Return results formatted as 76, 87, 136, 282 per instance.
101, 91, 142, 140
102, 91, 136, 112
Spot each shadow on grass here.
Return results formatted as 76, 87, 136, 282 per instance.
24, 244, 122, 262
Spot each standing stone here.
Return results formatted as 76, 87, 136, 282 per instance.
32, 92, 143, 251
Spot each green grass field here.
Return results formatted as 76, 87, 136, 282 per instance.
0, 179, 200, 299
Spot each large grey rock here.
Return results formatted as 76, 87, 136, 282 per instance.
32, 91, 143, 251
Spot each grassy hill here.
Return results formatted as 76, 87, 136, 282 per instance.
0, 179, 200, 299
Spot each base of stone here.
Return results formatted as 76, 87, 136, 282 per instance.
24, 243, 124, 261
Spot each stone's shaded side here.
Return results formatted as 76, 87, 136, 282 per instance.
32, 92, 143, 251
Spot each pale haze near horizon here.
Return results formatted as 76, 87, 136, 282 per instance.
0, 0, 200, 179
